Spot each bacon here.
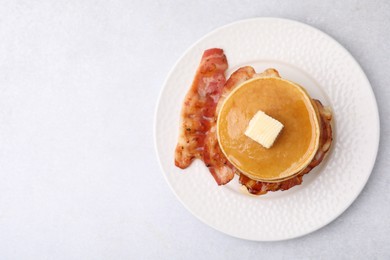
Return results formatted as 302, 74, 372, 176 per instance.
202, 125, 235, 184
197, 66, 254, 184
174, 48, 228, 169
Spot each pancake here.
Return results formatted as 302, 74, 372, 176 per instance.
217, 77, 320, 182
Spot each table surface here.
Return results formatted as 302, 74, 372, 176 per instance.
0, 1, 389, 259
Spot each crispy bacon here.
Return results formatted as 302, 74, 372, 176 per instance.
202, 125, 236, 184
202, 67, 283, 185
174, 49, 229, 176
201, 66, 256, 184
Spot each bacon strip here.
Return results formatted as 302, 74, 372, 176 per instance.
202, 68, 282, 185
200, 66, 256, 184
202, 125, 235, 184
174, 48, 228, 171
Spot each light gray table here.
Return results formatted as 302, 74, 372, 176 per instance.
0, 0, 389, 259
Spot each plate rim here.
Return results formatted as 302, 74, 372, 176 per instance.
154, 17, 380, 241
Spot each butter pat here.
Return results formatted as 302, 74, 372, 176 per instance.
244, 111, 284, 149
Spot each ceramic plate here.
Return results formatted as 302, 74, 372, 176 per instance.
154, 18, 379, 241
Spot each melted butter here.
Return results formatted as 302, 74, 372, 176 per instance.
217, 77, 319, 181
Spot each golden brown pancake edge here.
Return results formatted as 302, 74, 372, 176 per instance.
216, 76, 321, 182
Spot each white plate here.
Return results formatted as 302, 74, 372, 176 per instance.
154, 18, 379, 241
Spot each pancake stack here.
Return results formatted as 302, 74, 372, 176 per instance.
217, 75, 326, 183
